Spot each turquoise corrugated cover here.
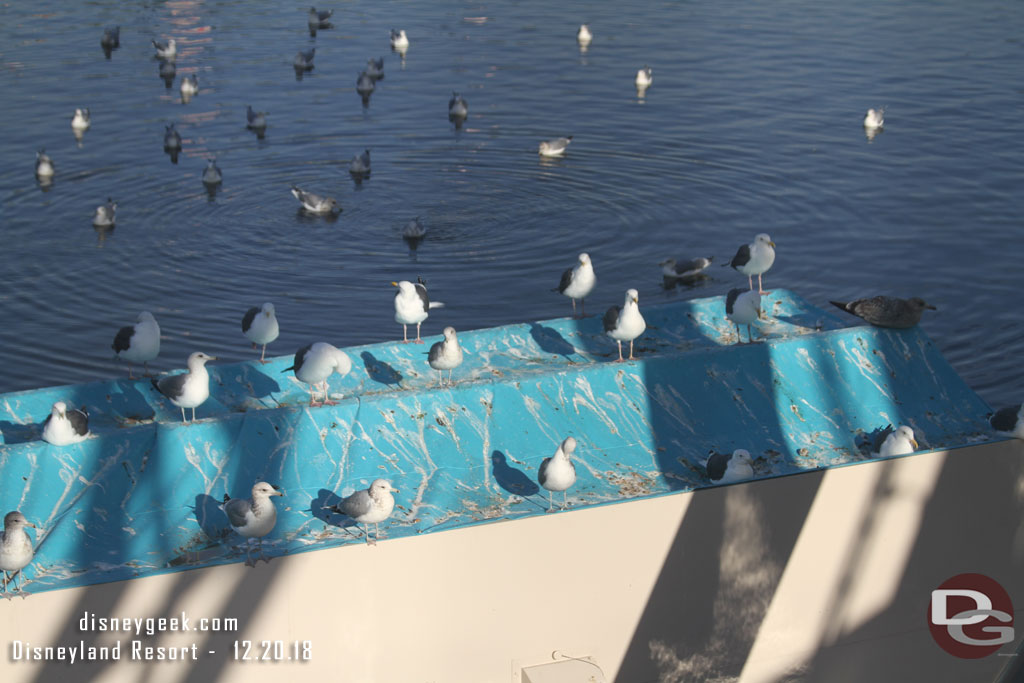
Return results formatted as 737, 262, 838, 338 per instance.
0, 290, 993, 593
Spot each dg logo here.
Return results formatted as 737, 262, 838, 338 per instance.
929, 573, 1015, 659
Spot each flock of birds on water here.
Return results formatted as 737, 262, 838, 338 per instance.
5, 12, 1023, 597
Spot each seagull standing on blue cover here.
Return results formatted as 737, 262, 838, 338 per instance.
152, 352, 217, 423
726, 288, 761, 343
41, 401, 90, 446
538, 437, 578, 511
393, 278, 444, 343
706, 449, 754, 484
284, 342, 352, 406
428, 326, 463, 386
328, 479, 399, 545
555, 252, 595, 317
241, 303, 279, 363
604, 289, 646, 361
0, 511, 36, 597
222, 482, 283, 566
112, 311, 159, 377
990, 403, 1024, 439
728, 233, 776, 294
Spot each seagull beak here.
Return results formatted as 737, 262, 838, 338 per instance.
391, 281, 399, 287
26, 521, 37, 529
391, 486, 400, 493
208, 356, 219, 361
769, 241, 776, 248
632, 297, 639, 304
910, 438, 919, 450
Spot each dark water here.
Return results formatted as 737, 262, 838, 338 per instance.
1, 0, 1022, 409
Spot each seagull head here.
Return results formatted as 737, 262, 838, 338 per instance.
4, 511, 35, 530
252, 481, 284, 498
625, 288, 639, 305
731, 449, 753, 464
578, 252, 591, 265
261, 302, 275, 317
561, 436, 578, 455
755, 233, 775, 248
51, 401, 68, 419
909, 297, 937, 312
895, 425, 918, 450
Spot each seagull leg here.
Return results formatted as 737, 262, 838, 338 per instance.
547, 491, 556, 513
143, 362, 153, 378
259, 345, 268, 364
758, 274, 769, 295
448, 369, 454, 385
629, 340, 636, 360
748, 274, 754, 291
322, 380, 337, 406
181, 406, 187, 423
615, 340, 624, 362
581, 298, 587, 318
128, 366, 135, 380
571, 298, 577, 317
402, 325, 409, 344
192, 407, 197, 422
438, 371, 443, 387
414, 322, 424, 344
563, 490, 568, 510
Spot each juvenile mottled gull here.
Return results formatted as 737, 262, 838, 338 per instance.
538, 437, 578, 511
291, 185, 339, 214
706, 449, 754, 484
874, 425, 919, 457
283, 342, 351, 406
222, 482, 283, 566
242, 302, 279, 363
349, 149, 371, 175
294, 47, 315, 70
539, 136, 573, 157
92, 198, 117, 227
555, 252, 595, 317
393, 278, 444, 343
604, 289, 646, 361
35, 150, 55, 178
328, 479, 399, 545
830, 296, 936, 329
152, 38, 176, 60
112, 311, 159, 377
660, 256, 712, 281
728, 233, 776, 293
989, 403, 1024, 440
726, 288, 761, 343
202, 159, 222, 185
428, 326, 463, 386
0, 511, 36, 597
41, 401, 90, 446
448, 92, 468, 119
152, 352, 217, 423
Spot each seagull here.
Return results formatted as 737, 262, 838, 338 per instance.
393, 278, 444, 343
100, 26, 120, 50
402, 216, 426, 241
152, 38, 177, 60
283, 342, 352, 406
390, 29, 409, 52
726, 288, 761, 343
112, 311, 159, 377
830, 296, 936, 329
71, 108, 91, 132
242, 303, 279, 363
308, 7, 333, 28
659, 256, 713, 282
428, 326, 464, 386
727, 233, 776, 293
202, 159, 222, 185
328, 479, 399, 545
151, 352, 217, 423
0, 511, 36, 598
291, 186, 340, 214
864, 107, 885, 130
365, 57, 385, 79
92, 198, 117, 227
35, 150, 55, 178
164, 123, 181, 151
41, 401, 90, 446
356, 71, 375, 96
990, 403, 1024, 439
221, 482, 283, 566
448, 92, 468, 119
706, 449, 754, 484
180, 73, 198, 97
555, 252, 596, 317
349, 149, 371, 175
538, 136, 573, 157
294, 47, 316, 71
875, 425, 919, 457
246, 105, 267, 131
635, 65, 653, 88
538, 437, 578, 512
576, 24, 592, 47
603, 289, 646, 361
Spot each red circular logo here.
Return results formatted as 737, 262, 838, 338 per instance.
928, 573, 1014, 658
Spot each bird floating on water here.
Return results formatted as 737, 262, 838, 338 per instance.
538, 437, 578, 511
222, 482, 283, 566
990, 403, 1024, 440
294, 48, 315, 71
308, 7, 333, 29
291, 186, 340, 214
448, 92, 468, 119
635, 65, 653, 89
864, 107, 884, 130
402, 216, 426, 241
35, 150, 55, 179
728, 233, 776, 293
0, 511, 36, 598
246, 105, 267, 133
152, 38, 176, 60
726, 288, 761, 343
659, 256, 713, 282
71, 108, 91, 132
100, 26, 120, 52
328, 479, 398, 545
152, 352, 217, 423
538, 136, 573, 157
164, 123, 181, 151
576, 24, 592, 47
428, 326, 464, 386
349, 149, 371, 176
875, 424, 919, 457
242, 303, 279, 363
393, 278, 444, 343
112, 311, 159, 377
202, 159, 222, 185
555, 252, 596, 318
356, 71, 375, 97
706, 449, 754, 484
365, 57, 384, 79
604, 289, 646, 361
92, 198, 117, 227
284, 342, 351, 406
41, 401, 90, 446
830, 296, 935, 329
180, 74, 198, 97
390, 29, 409, 52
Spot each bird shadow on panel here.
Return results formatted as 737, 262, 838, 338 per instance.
528, 323, 577, 360
361, 351, 403, 387
193, 493, 229, 545
0, 420, 39, 444
491, 450, 540, 497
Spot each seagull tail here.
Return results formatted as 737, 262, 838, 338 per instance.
428, 301, 445, 309
281, 364, 296, 373
150, 379, 161, 393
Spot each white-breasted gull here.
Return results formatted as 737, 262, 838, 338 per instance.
203, 159, 222, 185
35, 150, 55, 178
538, 437, 578, 511
706, 449, 754, 484
92, 198, 117, 227
830, 296, 936, 329
41, 401, 90, 446
0, 511, 36, 598
604, 288, 646, 361
328, 479, 399, 545
112, 310, 159, 377
726, 288, 761, 343
864, 107, 884, 131
152, 38, 176, 60
246, 105, 267, 131
309, 7, 333, 28
71, 108, 91, 132
222, 482, 283, 566
555, 252, 595, 317
349, 149, 371, 175
875, 425, 919, 457
180, 74, 198, 97
428, 326, 463, 386
539, 136, 573, 157
283, 342, 351, 406
152, 351, 217, 423
635, 65, 653, 89
390, 29, 409, 52
291, 185, 339, 214
448, 92, 468, 119
242, 302, 279, 363
393, 278, 444, 343
577, 24, 592, 47
728, 233, 776, 294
